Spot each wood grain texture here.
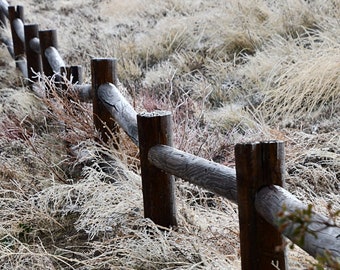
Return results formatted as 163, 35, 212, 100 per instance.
148, 144, 237, 203
256, 185, 340, 259
45, 46, 65, 74
98, 83, 138, 146
39, 29, 58, 77
91, 58, 119, 145
8, 5, 24, 59
235, 141, 287, 270
12, 18, 24, 42
137, 111, 177, 228
24, 24, 41, 83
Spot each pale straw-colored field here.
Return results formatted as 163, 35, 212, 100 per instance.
0, 0, 339, 269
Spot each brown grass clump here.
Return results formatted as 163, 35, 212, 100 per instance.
252, 32, 339, 127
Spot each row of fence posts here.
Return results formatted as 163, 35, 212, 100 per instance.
0, 4, 64, 84
1, 3, 339, 270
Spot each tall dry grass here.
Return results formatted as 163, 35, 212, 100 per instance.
0, 0, 339, 269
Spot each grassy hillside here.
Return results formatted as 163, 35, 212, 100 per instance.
0, 0, 339, 269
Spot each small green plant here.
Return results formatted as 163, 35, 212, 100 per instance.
278, 203, 340, 269
313, 250, 340, 270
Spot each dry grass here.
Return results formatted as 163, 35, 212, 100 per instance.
0, 0, 339, 269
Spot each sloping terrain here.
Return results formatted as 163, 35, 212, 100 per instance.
0, 0, 339, 269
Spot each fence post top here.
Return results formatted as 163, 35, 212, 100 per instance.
235, 140, 284, 148
91, 57, 117, 62
24, 23, 39, 27
39, 29, 56, 34
138, 110, 171, 118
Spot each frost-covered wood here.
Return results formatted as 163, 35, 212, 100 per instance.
98, 83, 138, 146
29, 37, 40, 54
148, 144, 238, 203
39, 29, 58, 77
256, 185, 340, 259
137, 112, 177, 228
45, 46, 65, 74
73, 84, 92, 102
8, 5, 25, 68
235, 141, 287, 270
91, 58, 118, 145
24, 24, 41, 83
12, 18, 24, 43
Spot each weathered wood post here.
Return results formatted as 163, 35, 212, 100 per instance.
38, 29, 58, 77
24, 24, 41, 84
60, 65, 83, 98
137, 111, 177, 228
91, 58, 119, 146
8, 5, 26, 76
8, 5, 24, 57
235, 141, 287, 270
97, 83, 138, 146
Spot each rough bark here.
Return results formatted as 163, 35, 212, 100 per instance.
45, 46, 65, 74
235, 141, 287, 270
24, 24, 41, 83
148, 144, 237, 203
137, 111, 177, 228
91, 58, 118, 145
74, 84, 92, 102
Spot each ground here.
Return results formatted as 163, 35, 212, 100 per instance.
0, 0, 339, 269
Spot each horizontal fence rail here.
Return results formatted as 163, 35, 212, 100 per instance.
45, 46, 64, 73
148, 144, 238, 203
0, 3, 339, 269
256, 185, 340, 259
98, 83, 138, 145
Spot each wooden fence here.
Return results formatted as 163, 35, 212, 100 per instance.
0, 2, 339, 269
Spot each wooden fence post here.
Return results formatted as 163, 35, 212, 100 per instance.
8, 5, 24, 60
60, 65, 83, 85
235, 141, 287, 270
0, 8, 6, 27
137, 111, 177, 228
38, 29, 58, 77
24, 24, 41, 84
8, 5, 26, 76
91, 58, 119, 146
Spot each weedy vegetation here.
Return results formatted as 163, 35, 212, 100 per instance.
0, 0, 339, 269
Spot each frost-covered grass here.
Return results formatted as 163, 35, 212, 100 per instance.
0, 0, 339, 269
